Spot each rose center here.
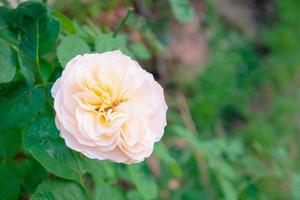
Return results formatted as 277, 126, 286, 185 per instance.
94, 98, 125, 112
94, 97, 126, 126
92, 84, 127, 125
79, 78, 128, 126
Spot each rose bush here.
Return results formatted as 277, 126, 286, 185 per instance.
0, 1, 171, 199
52, 51, 167, 163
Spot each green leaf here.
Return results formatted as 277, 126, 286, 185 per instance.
40, 60, 55, 83
126, 191, 143, 200
13, 1, 60, 57
101, 161, 117, 181
130, 43, 151, 60
219, 163, 237, 181
23, 114, 110, 186
57, 35, 90, 67
0, 128, 21, 158
172, 125, 203, 152
93, 184, 123, 200
168, 0, 195, 23
291, 173, 300, 200
154, 143, 176, 164
18, 158, 46, 194
31, 179, 88, 200
0, 38, 16, 83
0, 87, 45, 129
17, 50, 35, 86
23, 116, 85, 183
219, 179, 237, 200
83, 159, 108, 186
53, 9, 76, 35
128, 164, 158, 200
0, 7, 18, 47
170, 163, 182, 177
0, 162, 21, 200
154, 143, 182, 177
95, 33, 131, 56
144, 29, 166, 53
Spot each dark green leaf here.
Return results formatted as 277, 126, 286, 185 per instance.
31, 179, 88, 200
13, 1, 60, 57
57, 35, 90, 67
40, 60, 55, 83
0, 7, 18, 47
23, 116, 85, 183
0, 128, 21, 158
0, 38, 16, 83
17, 50, 35, 86
128, 164, 158, 200
0, 87, 45, 129
18, 159, 46, 194
0, 162, 20, 200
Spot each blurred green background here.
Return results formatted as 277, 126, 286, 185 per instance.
2, 0, 300, 199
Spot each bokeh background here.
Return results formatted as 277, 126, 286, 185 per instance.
2, 0, 300, 199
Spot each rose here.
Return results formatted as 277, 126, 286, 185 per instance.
51, 50, 167, 164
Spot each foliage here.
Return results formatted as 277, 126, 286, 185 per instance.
0, 0, 299, 199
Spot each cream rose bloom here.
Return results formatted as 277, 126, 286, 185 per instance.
51, 50, 167, 164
